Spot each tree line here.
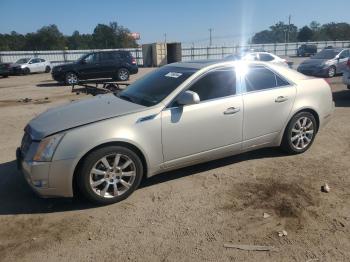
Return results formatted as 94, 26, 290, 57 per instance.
252, 21, 350, 44
0, 22, 138, 51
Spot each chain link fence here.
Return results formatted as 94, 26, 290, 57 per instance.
1, 40, 350, 66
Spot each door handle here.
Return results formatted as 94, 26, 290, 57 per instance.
224, 107, 240, 115
275, 96, 288, 103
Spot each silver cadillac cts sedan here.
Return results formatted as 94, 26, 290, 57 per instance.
17, 60, 334, 204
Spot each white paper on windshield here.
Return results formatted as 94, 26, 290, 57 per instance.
165, 72, 183, 78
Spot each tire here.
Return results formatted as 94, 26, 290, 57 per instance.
2, 74, 9, 78
117, 68, 130, 81
281, 111, 317, 155
23, 68, 30, 75
45, 66, 51, 73
347, 85, 350, 90
77, 145, 144, 205
65, 72, 79, 85
327, 66, 336, 78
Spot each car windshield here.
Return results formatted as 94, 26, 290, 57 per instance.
312, 49, 339, 59
15, 58, 30, 64
117, 66, 197, 107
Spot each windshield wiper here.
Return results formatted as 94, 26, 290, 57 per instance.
117, 93, 135, 103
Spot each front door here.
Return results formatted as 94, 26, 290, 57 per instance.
242, 66, 296, 148
78, 53, 102, 80
161, 67, 243, 164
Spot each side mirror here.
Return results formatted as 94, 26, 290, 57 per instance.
176, 90, 200, 105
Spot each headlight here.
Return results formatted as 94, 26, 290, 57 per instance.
323, 61, 333, 66
33, 133, 65, 162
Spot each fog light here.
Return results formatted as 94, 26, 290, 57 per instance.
33, 180, 48, 188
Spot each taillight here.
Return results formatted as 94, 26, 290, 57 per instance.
131, 57, 136, 64
347, 59, 350, 68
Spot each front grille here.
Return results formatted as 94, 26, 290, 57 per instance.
21, 132, 32, 155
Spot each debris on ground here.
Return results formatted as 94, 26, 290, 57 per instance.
321, 183, 330, 193
223, 244, 276, 251
17, 98, 32, 103
263, 212, 270, 218
278, 230, 288, 237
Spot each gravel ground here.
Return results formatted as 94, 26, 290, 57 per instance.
0, 64, 349, 262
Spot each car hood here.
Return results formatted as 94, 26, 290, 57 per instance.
27, 94, 146, 140
299, 59, 328, 67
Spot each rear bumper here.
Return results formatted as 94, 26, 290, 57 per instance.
342, 71, 350, 86
129, 65, 138, 74
297, 67, 328, 77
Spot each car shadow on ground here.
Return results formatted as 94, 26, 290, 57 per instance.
333, 89, 350, 107
0, 148, 285, 215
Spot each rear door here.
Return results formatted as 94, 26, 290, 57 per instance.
99, 52, 119, 78
242, 66, 296, 149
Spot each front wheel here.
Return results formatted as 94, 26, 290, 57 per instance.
117, 68, 130, 81
327, 66, 336, 78
65, 72, 78, 85
281, 112, 317, 154
23, 68, 30, 75
77, 146, 143, 205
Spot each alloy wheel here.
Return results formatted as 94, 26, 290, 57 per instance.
290, 116, 314, 150
118, 69, 129, 81
66, 73, 78, 84
328, 67, 335, 78
89, 153, 136, 198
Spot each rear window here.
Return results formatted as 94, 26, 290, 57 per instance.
245, 66, 289, 92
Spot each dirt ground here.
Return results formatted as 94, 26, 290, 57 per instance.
0, 65, 349, 262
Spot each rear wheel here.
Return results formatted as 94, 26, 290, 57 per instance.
327, 66, 336, 78
117, 68, 130, 81
77, 146, 143, 205
65, 72, 78, 85
281, 112, 317, 154
45, 66, 51, 73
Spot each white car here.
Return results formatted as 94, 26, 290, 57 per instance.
15, 58, 52, 74
242, 52, 290, 67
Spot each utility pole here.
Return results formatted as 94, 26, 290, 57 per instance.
287, 15, 291, 43
209, 28, 213, 46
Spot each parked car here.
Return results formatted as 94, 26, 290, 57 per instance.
226, 52, 290, 67
297, 44, 317, 57
17, 60, 334, 205
342, 58, 350, 89
52, 50, 138, 85
297, 48, 350, 77
14, 58, 52, 74
0, 63, 11, 78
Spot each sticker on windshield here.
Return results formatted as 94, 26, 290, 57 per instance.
165, 72, 183, 78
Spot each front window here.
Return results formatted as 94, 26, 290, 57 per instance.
16, 58, 30, 64
312, 49, 339, 59
117, 66, 197, 107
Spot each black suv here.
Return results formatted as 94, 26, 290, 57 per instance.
297, 44, 317, 57
52, 50, 138, 84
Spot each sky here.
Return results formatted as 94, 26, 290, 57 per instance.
0, 0, 349, 46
